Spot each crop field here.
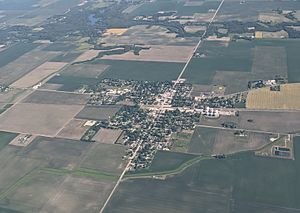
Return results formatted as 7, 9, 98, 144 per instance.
190, 127, 271, 155
11, 62, 67, 88
92, 129, 122, 144
0, 43, 39, 68
46, 75, 100, 91
0, 135, 121, 213
102, 45, 194, 63
57, 119, 89, 140
75, 105, 121, 121
96, 59, 185, 81
0, 131, 18, 151
0, 47, 60, 85
80, 143, 125, 175
60, 64, 109, 78
246, 83, 300, 110
130, 0, 221, 16
216, 0, 300, 22
183, 40, 253, 85
50, 52, 82, 62
22, 90, 89, 105
43, 42, 77, 52
199, 111, 300, 134
100, 25, 198, 46
104, 137, 300, 213
73, 50, 101, 63
0, 103, 83, 136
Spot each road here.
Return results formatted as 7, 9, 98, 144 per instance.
174, 0, 225, 85
99, 143, 142, 213
99, 1, 226, 212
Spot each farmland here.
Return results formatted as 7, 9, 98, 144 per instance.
104, 137, 300, 213
75, 105, 121, 121
96, 59, 185, 81
246, 83, 300, 110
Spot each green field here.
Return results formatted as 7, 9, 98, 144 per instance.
0, 43, 39, 68
130, 0, 221, 16
50, 52, 82, 62
105, 137, 300, 213
47, 75, 99, 91
183, 40, 253, 85
96, 59, 185, 81
0, 131, 18, 151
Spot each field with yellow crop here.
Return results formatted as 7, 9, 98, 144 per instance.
246, 83, 300, 110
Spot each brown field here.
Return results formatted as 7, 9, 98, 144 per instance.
73, 50, 101, 63
23, 90, 89, 105
184, 25, 207, 33
258, 12, 292, 23
39, 176, 115, 213
255, 30, 288, 39
75, 105, 121, 121
104, 28, 128, 36
102, 45, 194, 63
57, 119, 89, 140
0, 103, 83, 136
11, 62, 67, 88
0, 47, 60, 85
92, 129, 122, 144
246, 83, 300, 110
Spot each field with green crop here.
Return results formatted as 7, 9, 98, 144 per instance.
96, 59, 185, 81
104, 137, 300, 213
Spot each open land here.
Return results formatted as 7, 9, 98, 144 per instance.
75, 105, 121, 121
104, 137, 300, 213
0, 103, 83, 136
60, 64, 109, 78
96, 59, 185, 81
56, 119, 89, 140
189, 126, 272, 155
247, 83, 300, 110
11, 62, 67, 88
92, 129, 123, 144
102, 45, 194, 63
22, 90, 89, 105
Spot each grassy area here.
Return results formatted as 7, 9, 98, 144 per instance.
0, 131, 18, 151
170, 131, 193, 153
189, 127, 218, 154
105, 137, 300, 213
96, 59, 185, 81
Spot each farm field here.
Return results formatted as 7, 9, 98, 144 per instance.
100, 25, 198, 46
0, 103, 83, 136
0, 43, 39, 68
104, 137, 300, 213
129, 0, 221, 16
92, 129, 122, 144
102, 45, 194, 63
183, 39, 300, 94
246, 83, 300, 110
60, 64, 109, 78
0, 136, 124, 213
96, 59, 185, 81
0, 131, 18, 151
56, 119, 89, 140
75, 105, 121, 121
11, 62, 67, 88
22, 90, 89, 105
0, 46, 60, 85
199, 111, 300, 134
190, 126, 271, 155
